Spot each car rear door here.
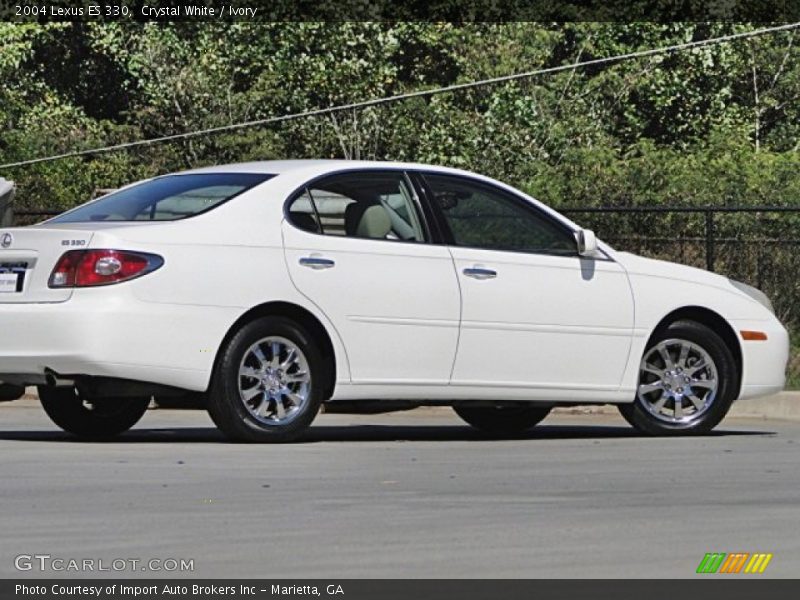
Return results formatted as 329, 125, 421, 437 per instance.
420, 172, 635, 393
282, 170, 461, 385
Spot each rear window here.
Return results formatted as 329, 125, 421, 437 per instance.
50, 173, 273, 223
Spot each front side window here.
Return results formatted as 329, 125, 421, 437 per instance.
50, 173, 273, 223
288, 172, 426, 242
424, 173, 576, 255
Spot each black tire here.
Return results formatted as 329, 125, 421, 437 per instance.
453, 404, 551, 435
618, 320, 738, 435
38, 386, 150, 440
207, 316, 324, 443
0, 383, 25, 402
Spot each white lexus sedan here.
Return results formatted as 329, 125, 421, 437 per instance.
0, 160, 789, 441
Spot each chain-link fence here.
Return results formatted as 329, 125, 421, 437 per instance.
12, 204, 800, 325
560, 207, 800, 330
10, 203, 800, 387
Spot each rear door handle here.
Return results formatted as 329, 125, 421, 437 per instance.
299, 257, 335, 270
463, 267, 497, 280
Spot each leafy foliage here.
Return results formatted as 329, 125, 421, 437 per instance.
2, 22, 800, 383
3, 23, 798, 205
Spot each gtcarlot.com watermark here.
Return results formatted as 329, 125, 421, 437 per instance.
15, 554, 194, 573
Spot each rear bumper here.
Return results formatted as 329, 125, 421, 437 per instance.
734, 317, 790, 400
0, 290, 239, 392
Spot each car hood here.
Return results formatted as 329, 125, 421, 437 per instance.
613, 251, 755, 300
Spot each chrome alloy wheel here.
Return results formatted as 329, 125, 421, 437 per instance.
637, 338, 719, 424
238, 336, 311, 425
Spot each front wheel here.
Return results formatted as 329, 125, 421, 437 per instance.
618, 320, 738, 435
453, 404, 551, 435
38, 386, 150, 440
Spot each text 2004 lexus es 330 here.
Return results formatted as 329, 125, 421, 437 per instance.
0, 161, 789, 441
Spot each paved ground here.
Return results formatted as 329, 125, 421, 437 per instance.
0, 399, 798, 579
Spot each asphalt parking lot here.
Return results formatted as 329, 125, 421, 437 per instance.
1, 399, 798, 579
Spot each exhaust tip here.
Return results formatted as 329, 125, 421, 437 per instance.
44, 369, 74, 388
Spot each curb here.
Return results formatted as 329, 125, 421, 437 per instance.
13, 389, 800, 422
726, 391, 800, 421
552, 391, 800, 422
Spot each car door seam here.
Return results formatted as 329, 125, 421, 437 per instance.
280, 220, 354, 384
447, 245, 464, 384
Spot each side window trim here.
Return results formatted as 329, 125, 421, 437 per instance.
407, 171, 449, 245
305, 186, 326, 234
399, 171, 432, 243
419, 171, 580, 257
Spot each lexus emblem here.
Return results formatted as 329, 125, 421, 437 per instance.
0, 233, 12, 249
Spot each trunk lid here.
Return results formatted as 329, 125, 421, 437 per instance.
0, 226, 95, 303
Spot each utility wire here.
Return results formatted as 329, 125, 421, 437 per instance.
2, 22, 799, 170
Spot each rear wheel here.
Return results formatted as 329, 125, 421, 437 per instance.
38, 386, 150, 440
618, 320, 737, 435
207, 317, 324, 442
453, 404, 551, 435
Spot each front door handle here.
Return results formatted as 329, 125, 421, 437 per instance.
463, 267, 497, 280
299, 257, 335, 270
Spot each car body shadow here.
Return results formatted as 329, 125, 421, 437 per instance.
0, 424, 776, 443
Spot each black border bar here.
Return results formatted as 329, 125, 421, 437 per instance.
3, 580, 800, 600
3, 1, 800, 22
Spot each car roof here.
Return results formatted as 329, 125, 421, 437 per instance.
179, 159, 472, 177
128, 159, 587, 242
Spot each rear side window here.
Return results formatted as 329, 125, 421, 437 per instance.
50, 173, 273, 223
287, 171, 427, 242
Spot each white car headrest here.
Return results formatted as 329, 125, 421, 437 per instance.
356, 205, 392, 239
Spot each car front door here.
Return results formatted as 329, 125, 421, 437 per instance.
283, 170, 461, 385
420, 172, 634, 396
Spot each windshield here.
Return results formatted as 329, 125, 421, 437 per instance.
49, 173, 274, 223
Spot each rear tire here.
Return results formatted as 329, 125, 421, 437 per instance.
38, 386, 150, 440
453, 404, 551, 435
0, 383, 25, 402
618, 320, 737, 435
207, 316, 324, 442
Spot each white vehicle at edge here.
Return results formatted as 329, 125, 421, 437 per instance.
0, 160, 789, 441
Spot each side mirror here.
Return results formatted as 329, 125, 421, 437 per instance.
577, 229, 599, 257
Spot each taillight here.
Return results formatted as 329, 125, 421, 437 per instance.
49, 250, 164, 288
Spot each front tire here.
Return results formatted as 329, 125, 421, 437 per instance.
207, 317, 324, 442
453, 404, 551, 435
618, 320, 738, 435
38, 386, 150, 440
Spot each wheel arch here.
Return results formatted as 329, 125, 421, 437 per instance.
646, 306, 743, 396
213, 301, 339, 400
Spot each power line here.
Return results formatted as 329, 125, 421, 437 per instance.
2, 22, 799, 170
